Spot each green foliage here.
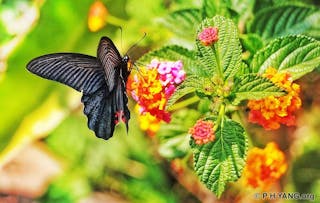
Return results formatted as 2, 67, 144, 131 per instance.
190, 118, 248, 198
167, 75, 207, 108
251, 35, 320, 79
202, 0, 231, 18
249, 4, 320, 40
196, 16, 242, 80
163, 9, 202, 41
232, 74, 286, 104
158, 109, 200, 159
240, 33, 264, 56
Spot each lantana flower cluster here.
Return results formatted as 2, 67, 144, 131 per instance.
128, 59, 186, 127
242, 142, 287, 189
136, 108, 161, 137
248, 67, 302, 130
189, 119, 215, 145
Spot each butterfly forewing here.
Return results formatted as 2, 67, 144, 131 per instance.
97, 37, 122, 92
27, 53, 105, 95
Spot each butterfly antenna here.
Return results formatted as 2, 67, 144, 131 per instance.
125, 32, 147, 56
119, 26, 123, 51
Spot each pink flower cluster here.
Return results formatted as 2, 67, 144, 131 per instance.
189, 119, 215, 145
198, 26, 219, 46
148, 59, 186, 98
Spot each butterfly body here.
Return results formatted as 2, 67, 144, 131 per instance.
27, 37, 131, 140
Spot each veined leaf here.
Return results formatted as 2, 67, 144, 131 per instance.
237, 62, 250, 76
227, 0, 255, 16
190, 118, 248, 198
233, 74, 286, 104
138, 45, 208, 77
196, 16, 242, 80
249, 5, 320, 40
201, 0, 230, 18
251, 35, 320, 79
163, 9, 202, 41
240, 33, 264, 55
167, 75, 207, 108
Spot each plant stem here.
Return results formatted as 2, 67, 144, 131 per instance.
107, 15, 126, 27
214, 103, 225, 131
213, 44, 223, 79
168, 96, 200, 111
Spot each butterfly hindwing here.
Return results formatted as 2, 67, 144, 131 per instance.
27, 53, 105, 95
81, 77, 130, 140
81, 87, 116, 139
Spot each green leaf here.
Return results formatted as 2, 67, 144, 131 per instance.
158, 135, 190, 159
227, 0, 255, 16
251, 35, 320, 79
240, 33, 264, 55
233, 74, 286, 104
236, 62, 250, 75
196, 16, 242, 80
167, 75, 208, 108
163, 9, 202, 41
138, 45, 208, 77
201, 0, 230, 18
249, 5, 320, 40
157, 109, 200, 158
190, 118, 248, 198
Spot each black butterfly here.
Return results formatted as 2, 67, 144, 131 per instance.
27, 37, 131, 140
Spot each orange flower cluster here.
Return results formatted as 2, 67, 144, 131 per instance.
88, 1, 108, 32
248, 67, 301, 130
127, 60, 185, 124
242, 142, 287, 189
128, 67, 171, 122
189, 119, 215, 145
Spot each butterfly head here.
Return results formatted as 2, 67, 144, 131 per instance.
123, 55, 133, 72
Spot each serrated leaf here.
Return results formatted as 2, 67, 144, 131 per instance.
138, 45, 208, 77
163, 9, 202, 41
237, 62, 250, 76
240, 33, 264, 54
201, 0, 231, 18
251, 35, 320, 79
227, 0, 255, 16
167, 75, 209, 108
196, 16, 242, 80
249, 5, 320, 40
233, 74, 286, 104
190, 118, 248, 197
